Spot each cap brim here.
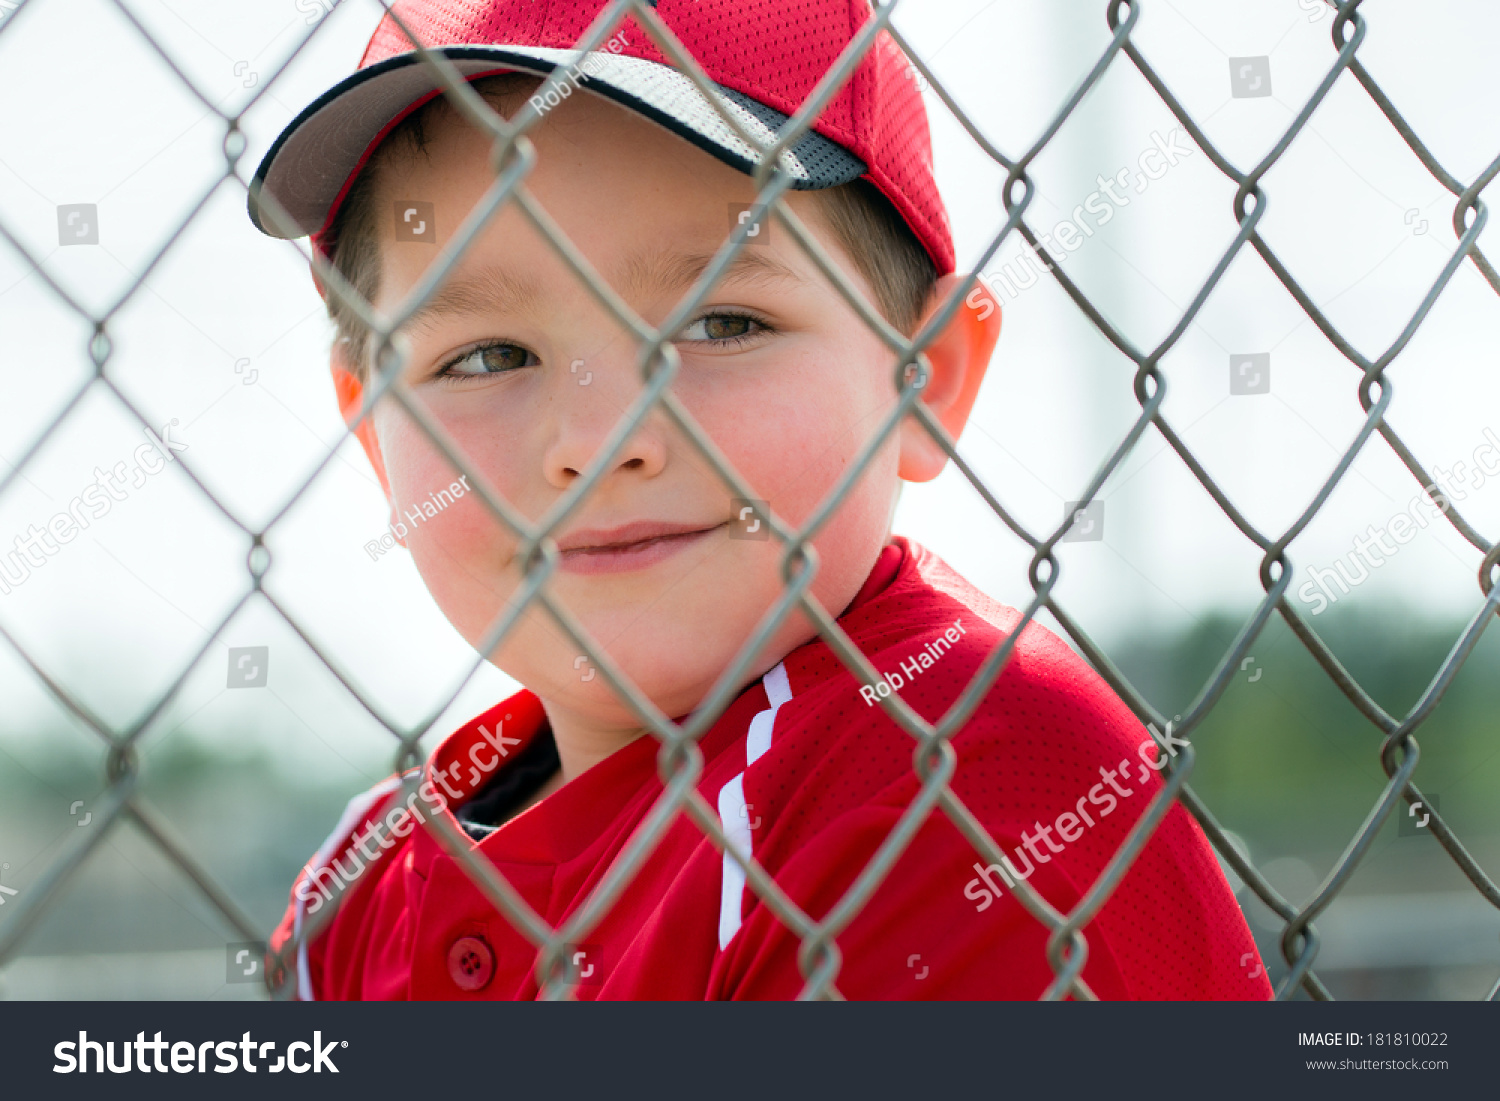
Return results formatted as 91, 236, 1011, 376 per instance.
247, 45, 866, 241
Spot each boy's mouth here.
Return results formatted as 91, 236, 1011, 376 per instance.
556, 520, 726, 575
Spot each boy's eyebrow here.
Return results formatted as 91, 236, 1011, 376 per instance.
615, 246, 809, 303
402, 246, 807, 335
403, 266, 543, 336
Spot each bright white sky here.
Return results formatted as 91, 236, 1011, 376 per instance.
1, 0, 1497, 785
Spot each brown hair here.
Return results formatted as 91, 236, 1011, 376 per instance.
325, 74, 939, 379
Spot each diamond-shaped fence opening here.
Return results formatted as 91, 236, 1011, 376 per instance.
0, 0, 1498, 1002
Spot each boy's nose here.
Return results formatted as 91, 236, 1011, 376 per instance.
541, 354, 670, 488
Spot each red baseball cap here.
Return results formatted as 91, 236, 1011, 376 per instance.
246, 0, 955, 276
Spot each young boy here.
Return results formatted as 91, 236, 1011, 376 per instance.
247, 0, 1269, 999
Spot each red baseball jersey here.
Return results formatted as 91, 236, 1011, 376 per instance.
271, 537, 1270, 1000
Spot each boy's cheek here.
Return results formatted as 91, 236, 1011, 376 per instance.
408, 498, 523, 574
704, 411, 827, 503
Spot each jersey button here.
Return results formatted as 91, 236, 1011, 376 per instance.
447, 935, 494, 992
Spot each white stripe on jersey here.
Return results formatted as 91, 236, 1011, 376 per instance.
717, 662, 792, 950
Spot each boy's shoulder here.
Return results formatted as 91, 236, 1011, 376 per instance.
777, 536, 1142, 755
718, 535, 1164, 861
700, 539, 1256, 999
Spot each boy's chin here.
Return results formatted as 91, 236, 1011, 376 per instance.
471, 580, 819, 712
538, 666, 717, 728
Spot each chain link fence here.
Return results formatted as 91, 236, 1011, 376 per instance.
0, 0, 1497, 1001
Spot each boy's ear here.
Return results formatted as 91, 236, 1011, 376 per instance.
897, 273, 1002, 483
331, 341, 395, 501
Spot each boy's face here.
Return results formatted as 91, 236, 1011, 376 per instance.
354, 86, 963, 728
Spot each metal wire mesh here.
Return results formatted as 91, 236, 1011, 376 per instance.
1, 0, 1497, 1002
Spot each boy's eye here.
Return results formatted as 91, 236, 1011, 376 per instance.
437, 342, 538, 379
676, 312, 768, 344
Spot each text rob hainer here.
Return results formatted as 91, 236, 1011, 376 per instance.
860, 618, 967, 706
